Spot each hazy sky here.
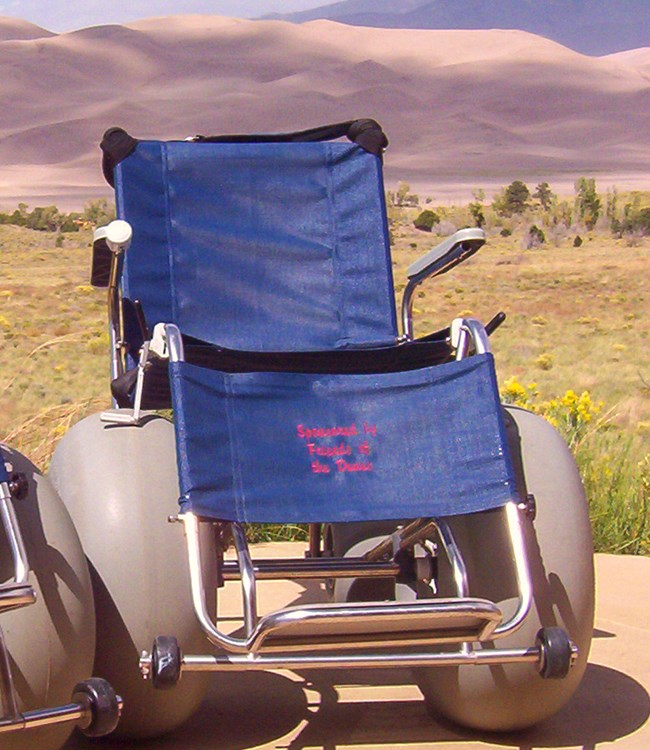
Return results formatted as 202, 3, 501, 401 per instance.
0, 1, 338, 31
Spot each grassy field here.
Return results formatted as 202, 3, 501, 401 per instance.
393, 225, 650, 430
0, 226, 108, 466
0, 215, 648, 553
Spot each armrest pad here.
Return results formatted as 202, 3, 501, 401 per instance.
407, 228, 486, 283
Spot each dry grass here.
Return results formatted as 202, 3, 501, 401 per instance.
391, 220, 650, 438
0, 225, 110, 465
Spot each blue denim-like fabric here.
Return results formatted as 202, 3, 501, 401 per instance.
115, 140, 397, 351
169, 353, 516, 523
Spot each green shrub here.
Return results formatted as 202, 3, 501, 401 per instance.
528, 224, 546, 247
575, 177, 601, 230
468, 201, 485, 228
578, 436, 649, 555
533, 182, 555, 211
500, 378, 649, 554
413, 209, 440, 232
82, 198, 115, 227
494, 180, 530, 216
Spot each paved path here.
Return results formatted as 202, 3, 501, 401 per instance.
68, 552, 650, 749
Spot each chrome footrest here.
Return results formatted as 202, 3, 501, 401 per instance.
248, 597, 502, 653
0, 583, 35, 613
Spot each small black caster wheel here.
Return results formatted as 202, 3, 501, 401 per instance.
73, 677, 122, 737
152, 635, 182, 690
536, 627, 573, 679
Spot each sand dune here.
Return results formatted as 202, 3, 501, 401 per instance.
0, 17, 53, 41
603, 47, 650, 74
0, 15, 648, 208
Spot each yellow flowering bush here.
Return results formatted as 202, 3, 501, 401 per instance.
501, 377, 602, 447
501, 376, 649, 554
581, 441, 650, 555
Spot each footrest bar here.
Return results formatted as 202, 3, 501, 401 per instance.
179, 645, 546, 672
0, 702, 87, 735
247, 597, 503, 652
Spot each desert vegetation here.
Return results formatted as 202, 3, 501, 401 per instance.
0, 199, 115, 234
0, 181, 648, 554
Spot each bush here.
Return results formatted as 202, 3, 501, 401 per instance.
26, 205, 61, 232
468, 201, 485, 228
638, 207, 650, 234
533, 181, 555, 211
579, 439, 650, 555
494, 180, 530, 216
612, 205, 650, 237
500, 377, 649, 555
60, 213, 82, 232
527, 224, 546, 247
501, 378, 601, 449
575, 177, 601, 230
0, 204, 87, 233
82, 199, 115, 227
534, 352, 554, 370
413, 209, 440, 232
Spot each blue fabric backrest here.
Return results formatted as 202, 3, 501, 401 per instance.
115, 140, 398, 351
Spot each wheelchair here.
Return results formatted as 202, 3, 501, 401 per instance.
0, 444, 121, 744
49, 119, 594, 736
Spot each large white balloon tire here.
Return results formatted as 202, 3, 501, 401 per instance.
416, 405, 594, 731
48, 413, 211, 739
0, 445, 96, 750
329, 406, 595, 732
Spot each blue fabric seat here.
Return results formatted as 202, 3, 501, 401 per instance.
170, 353, 515, 523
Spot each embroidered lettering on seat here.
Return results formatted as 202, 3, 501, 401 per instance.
296, 422, 378, 475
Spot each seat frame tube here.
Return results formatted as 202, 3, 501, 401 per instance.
174, 498, 532, 660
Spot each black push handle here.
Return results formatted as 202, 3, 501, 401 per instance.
485, 311, 506, 336
100, 119, 388, 187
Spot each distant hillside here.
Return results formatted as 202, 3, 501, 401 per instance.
0, 16, 54, 41
266, 0, 650, 55
0, 16, 649, 208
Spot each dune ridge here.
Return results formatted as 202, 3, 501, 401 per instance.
0, 15, 648, 208
0, 16, 54, 41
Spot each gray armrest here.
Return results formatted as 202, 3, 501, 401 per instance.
401, 228, 487, 340
407, 228, 486, 283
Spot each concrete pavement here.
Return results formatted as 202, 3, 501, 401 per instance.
67, 552, 650, 749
